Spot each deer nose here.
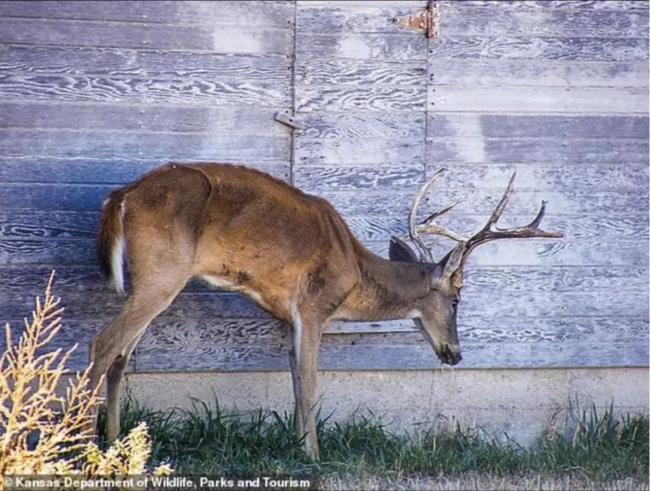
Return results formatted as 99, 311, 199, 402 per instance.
439, 344, 462, 365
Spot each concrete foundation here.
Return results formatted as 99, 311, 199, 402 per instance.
123, 367, 649, 446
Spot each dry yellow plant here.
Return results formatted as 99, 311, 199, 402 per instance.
0, 273, 171, 487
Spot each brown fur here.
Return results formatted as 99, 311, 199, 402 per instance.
91, 162, 464, 460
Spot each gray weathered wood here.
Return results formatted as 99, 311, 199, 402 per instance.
430, 86, 649, 114
298, 112, 425, 139
428, 36, 649, 62
428, 114, 649, 139
0, 46, 291, 82
0, 74, 290, 107
297, 85, 426, 113
298, 59, 426, 87
429, 59, 649, 88
443, 1, 649, 12
0, 1, 294, 28
296, 32, 427, 61
441, 7, 648, 38
0, 159, 289, 185
426, 137, 649, 164
0, 130, 289, 162
295, 137, 425, 165
0, 17, 292, 55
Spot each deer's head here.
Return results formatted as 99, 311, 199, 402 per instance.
389, 170, 562, 366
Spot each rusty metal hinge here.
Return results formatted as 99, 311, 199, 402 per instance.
394, 0, 440, 39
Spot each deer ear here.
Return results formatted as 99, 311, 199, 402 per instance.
389, 236, 420, 263
432, 245, 465, 280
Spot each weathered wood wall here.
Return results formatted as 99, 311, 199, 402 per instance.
0, 1, 647, 371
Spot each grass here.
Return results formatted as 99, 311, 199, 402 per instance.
101, 398, 649, 489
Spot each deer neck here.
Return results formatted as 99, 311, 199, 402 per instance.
335, 248, 432, 322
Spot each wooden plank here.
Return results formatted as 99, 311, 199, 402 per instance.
2, 264, 646, 301
0, 18, 292, 55
296, 32, 427, 61
426, 137, 649, 164
297, 85, 426, 112
0, 1, 294, 28
0, 103, 287, 136
429, 59, 649, 88
2, 236, 646, 268
295, 137, 425, 165
295, 165, 423, 191
298, 59, 426, 87
444, 2, 649, 12
322, 188, 648, 217
430, 86, 649, 114
0, 159, 289, 184
0, 74, 289, 107
298, 112, 425, 139
0, 46, 291, 83
441, 7, 649, 38
133, 317, 649, 372
428, 114, 649, 139
297, 3, 427, 34
428, 36, 649, 62
0, 130, 289, 162
298, 163, 648, 192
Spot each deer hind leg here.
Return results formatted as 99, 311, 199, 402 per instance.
288, 306, 323, 460
89, 276, 187, 441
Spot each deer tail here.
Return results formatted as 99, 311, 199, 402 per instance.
98, 190, 126, 294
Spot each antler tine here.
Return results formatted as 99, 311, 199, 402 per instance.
407, 168, 447, 262
485, 171, 516, 231
464, 172, 563, 257
417, 200, 468, 243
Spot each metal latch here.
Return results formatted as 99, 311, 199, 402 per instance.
394, 0, 440, 39
274, 111, 302, 130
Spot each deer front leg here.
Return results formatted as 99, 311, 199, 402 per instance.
287, 310, 322, 460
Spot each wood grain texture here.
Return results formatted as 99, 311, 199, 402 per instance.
441, 7, 649, 38
442, 1, 649, 12
297, 85, 426, 113
429, 36, 649, 62
429, 59, 649, 88
0, 103, 288, 137
0, 1, 294, 28
428, 114, 649, 139
0, 130, 289, 162
295, 137, 425, 165
426, 137, 649, 164
2, 236, 646, 269
299, 112, 425, 139
0, 17, 292, 55
0, 46, 291, 82
298, 59, 426, 87
0, 74, 289, 107
0, 159, 289, 185
430, 86, 649, 114
296, 32, 427, 61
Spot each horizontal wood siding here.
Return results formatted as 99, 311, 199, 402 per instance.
424, 0, 649, 369
1, 1, 647, 372
0, 1, 294, 371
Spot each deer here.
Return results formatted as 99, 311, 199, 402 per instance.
90, 162, 562, 460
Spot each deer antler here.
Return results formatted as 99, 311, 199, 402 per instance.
462, 172, 563, 259
407, 170, 563, 265
408, 169, 468, 262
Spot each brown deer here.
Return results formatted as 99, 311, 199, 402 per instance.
91, 163, 561, 459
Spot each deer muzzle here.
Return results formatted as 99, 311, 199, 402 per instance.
437, 343, 462, 366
